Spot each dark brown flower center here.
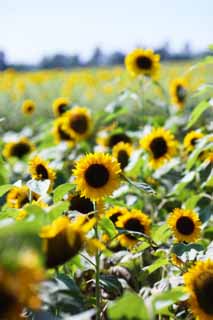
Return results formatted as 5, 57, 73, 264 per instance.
70, 115, 88, 134
36, 164, 49, 180
194, 273, 213, 315
27, 105, 33, 112
85, 164, 109, 188
136, 56, 152, 70
108, 134, 131, 148
110, 212, 122, 224
69, 195, 94, 214
0, 288, 17, 316
58, 103, 67, 115
124, 218, 145, 240
11, 142, 31, 158
176, 216, 194, 235
176, 85, 186, 102
191, 138, 198, 146
117, 150, 129, 169
150, 137, 168, 159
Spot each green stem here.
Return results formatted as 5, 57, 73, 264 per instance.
95, 222, 101, 320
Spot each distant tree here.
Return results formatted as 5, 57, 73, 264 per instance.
107, 51, 125, 65
0, 51, 7, 71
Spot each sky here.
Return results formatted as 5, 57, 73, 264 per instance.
0, 0, 213, 63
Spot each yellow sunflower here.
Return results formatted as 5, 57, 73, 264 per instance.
53, 117, 75, 146
171, 253, 184, 268
116, 209, 151, 248
140, 128, 177, 168
98, 131, 132, 149
112, 142, 133, 170
6, 186, 30, 209
105, 206, 129, 225
3, 137, 35, 159
183, 259, 213, 320
68, 193, 94, 214
29, 156, 56, 191
63, 106, 92, 140
125, 48, 160, 78
21, 99, 36, 115
167, 208, 201, 243
0, 251, 44, 319
184, 131, 204, 153
73, 153, 121, 201
170, 78, 188, 108
40, 215, 99, 268
52, 97, 69, 117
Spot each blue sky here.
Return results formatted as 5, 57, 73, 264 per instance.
0, 0, 213, 63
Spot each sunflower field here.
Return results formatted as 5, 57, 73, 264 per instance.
0, 49, 212, 320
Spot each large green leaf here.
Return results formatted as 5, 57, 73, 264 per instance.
187, 100, 210, 129
53, 183, 75, 203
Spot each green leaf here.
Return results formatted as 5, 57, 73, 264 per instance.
187, 100, 210, 129
146, 257, 168, 274
47, 201, 70, 222
208, 44, 213, 51
152, 287, 187, 315
53, 183, 74, 203
204, 227, 213, 240
107, 291, 149, 320
99, 217, 117, 239
151, 224, 171, 244
184, 194, 203, 209
0, 184, 12, 197
100, 274, 123, 297
172, 243, 204, 256
171, 171, 195, 195
122, 174, 155, 194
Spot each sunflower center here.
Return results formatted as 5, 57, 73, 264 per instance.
85, 164, 109, 188
136, 56, 152, 70
70, 115, 88, 134
176, 216, 194, 235
117, 150, 129, 169
36, 164, 49, 180
58, 125, 72, 140
150, 137, 168, 159
58, 103, 67, 115
11, 142, 31, 158
0, 287, 17, 316
176, 85, 186, 102
194, 273, 213, 315
124, 218, 145, 239
70, 195, 94, 214
110, 212, 122, 224
27, 105, 33, 111
191, 138, 198, 146
108, 133, 131, 148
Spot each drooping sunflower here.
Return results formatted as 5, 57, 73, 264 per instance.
167, 208, 201, 243
29, 156, 56, 191
116, 209, 151, 248
105, 206, 129, 225
140, 128, 177, 168
183, 131, 204, 153
183, 259, 213, 320
3, 137, 35, 159
6, 186, 31, 209
112, 142, 133, 170
40, 215, 98, 268
21, 99, 36, 115
68, 193, 94, 214
98, 131, 132, 149
52, 97, 69, 117
73, 153, 121, 201
170, 78, 188, 108
63, 106, 92, 140
125, 48, 160, 78
53, 117, 75, 146
0, 250, 44, 320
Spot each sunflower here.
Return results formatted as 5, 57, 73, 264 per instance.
72, 153, 121, 201
184, 131, 204, 153
68, 193, 94, 214
183, 259, 213, 320
106, 206, 129, 225
125, 48, 160, 78
53, 117, 75, 146
29, 156, 56, 191
98, 131, 132, 149
170, 78, 188, 108
140, 128, 177, 168
63, 106, 92, 140
3, 137, 35, 159
171, 253, 184, 268
167, 208, 201, 243
0, 250, 44, 319
112, 142, 133, 170
21, 99, 35, 115
52, 97, 69, 117
116, 209, 151, 248
40, 215, 98, 268
7, 186, 29, 209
